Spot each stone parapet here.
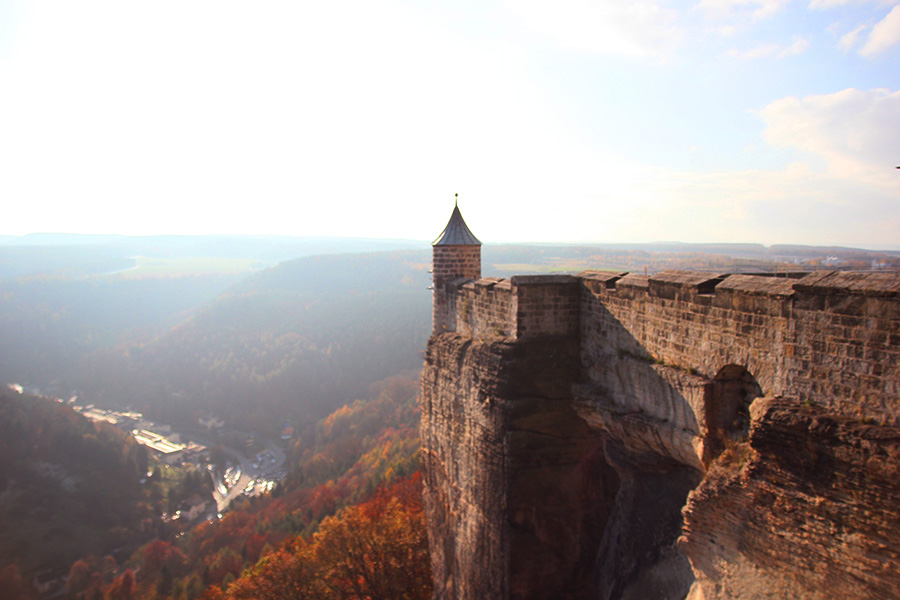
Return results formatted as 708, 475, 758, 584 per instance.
439, 269, 900, 425
510, 275, 580, 339
582, 270, 900, 425
441, 274, 580, 341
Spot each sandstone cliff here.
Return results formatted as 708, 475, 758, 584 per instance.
681, 397, 900, 600
421, 333, 617, 600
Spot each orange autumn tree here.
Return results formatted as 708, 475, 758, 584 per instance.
105, 569, 136, 600
225, 474, 431, 600
226, 540, 316, 600
0, 565, 34, 600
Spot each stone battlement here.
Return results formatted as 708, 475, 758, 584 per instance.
437, 269, 900, 424
440, 274, 581, 340
443, 270, 900, 337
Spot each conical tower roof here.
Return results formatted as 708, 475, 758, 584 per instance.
433, 197, 481, 246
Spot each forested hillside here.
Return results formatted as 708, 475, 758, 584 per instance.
0, 275, 248, 385
75, 251, 433, 431
0, 242, 432, 433
64, 373, 427, 600
0, 388, 149, 577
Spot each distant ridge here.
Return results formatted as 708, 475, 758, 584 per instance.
489, 241, 900, 256
0, 235, 429, 280
0, 232, 427, 249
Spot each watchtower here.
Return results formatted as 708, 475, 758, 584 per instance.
432, 195, 481, 334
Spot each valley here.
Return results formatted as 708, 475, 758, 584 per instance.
1, 234, 897, 600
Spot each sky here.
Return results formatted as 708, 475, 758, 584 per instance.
0, 0, 898, 247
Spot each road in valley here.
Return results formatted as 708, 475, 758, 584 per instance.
211, 438, 286, 515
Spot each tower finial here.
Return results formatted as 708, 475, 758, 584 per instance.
455, 192, 458, 207
433, 196, 481, 246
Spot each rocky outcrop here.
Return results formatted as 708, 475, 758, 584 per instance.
421, 333, 618, 600
681, 397, 900, 600
591, 437, 701, 600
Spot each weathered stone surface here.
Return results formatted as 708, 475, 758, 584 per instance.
423, 263, 900, 600
432, 244, 482, 334
592, 438, 702, 600
576, 270, 900, 425
680, 397, 900, 600
420, 334, 508, 600
421, 333, 618, 600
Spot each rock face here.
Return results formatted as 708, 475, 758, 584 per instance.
681, 397, 900, 600
421, 333, 617, 600
421, 268, 900, 600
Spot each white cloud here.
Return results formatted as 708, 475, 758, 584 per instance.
529, 87, 900, 246
727, 37, 810, 58
839, 24, 868, 50
727, 43, 778, 58
808, 0, 856, 8
809, 0, 896, 9
860, 4, 900, 55
626, 161, 900, 246
758, 87, 900, 178
504, 0, 684, 59
695, 0, 788, 21
595, 87, 900, 247
780, 37, 813, 56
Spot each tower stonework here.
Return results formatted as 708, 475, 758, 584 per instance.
431, 201, 481, 334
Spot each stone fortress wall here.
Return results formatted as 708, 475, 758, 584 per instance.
424, 264, 900, 600
423, 205, 900, 600
437, 269, 900, 426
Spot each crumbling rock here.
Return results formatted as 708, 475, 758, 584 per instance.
681, 397, 900, 600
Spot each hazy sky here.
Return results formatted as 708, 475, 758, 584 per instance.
0, 0, 898, 247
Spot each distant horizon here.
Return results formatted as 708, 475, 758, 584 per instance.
2, 231, 899, 253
